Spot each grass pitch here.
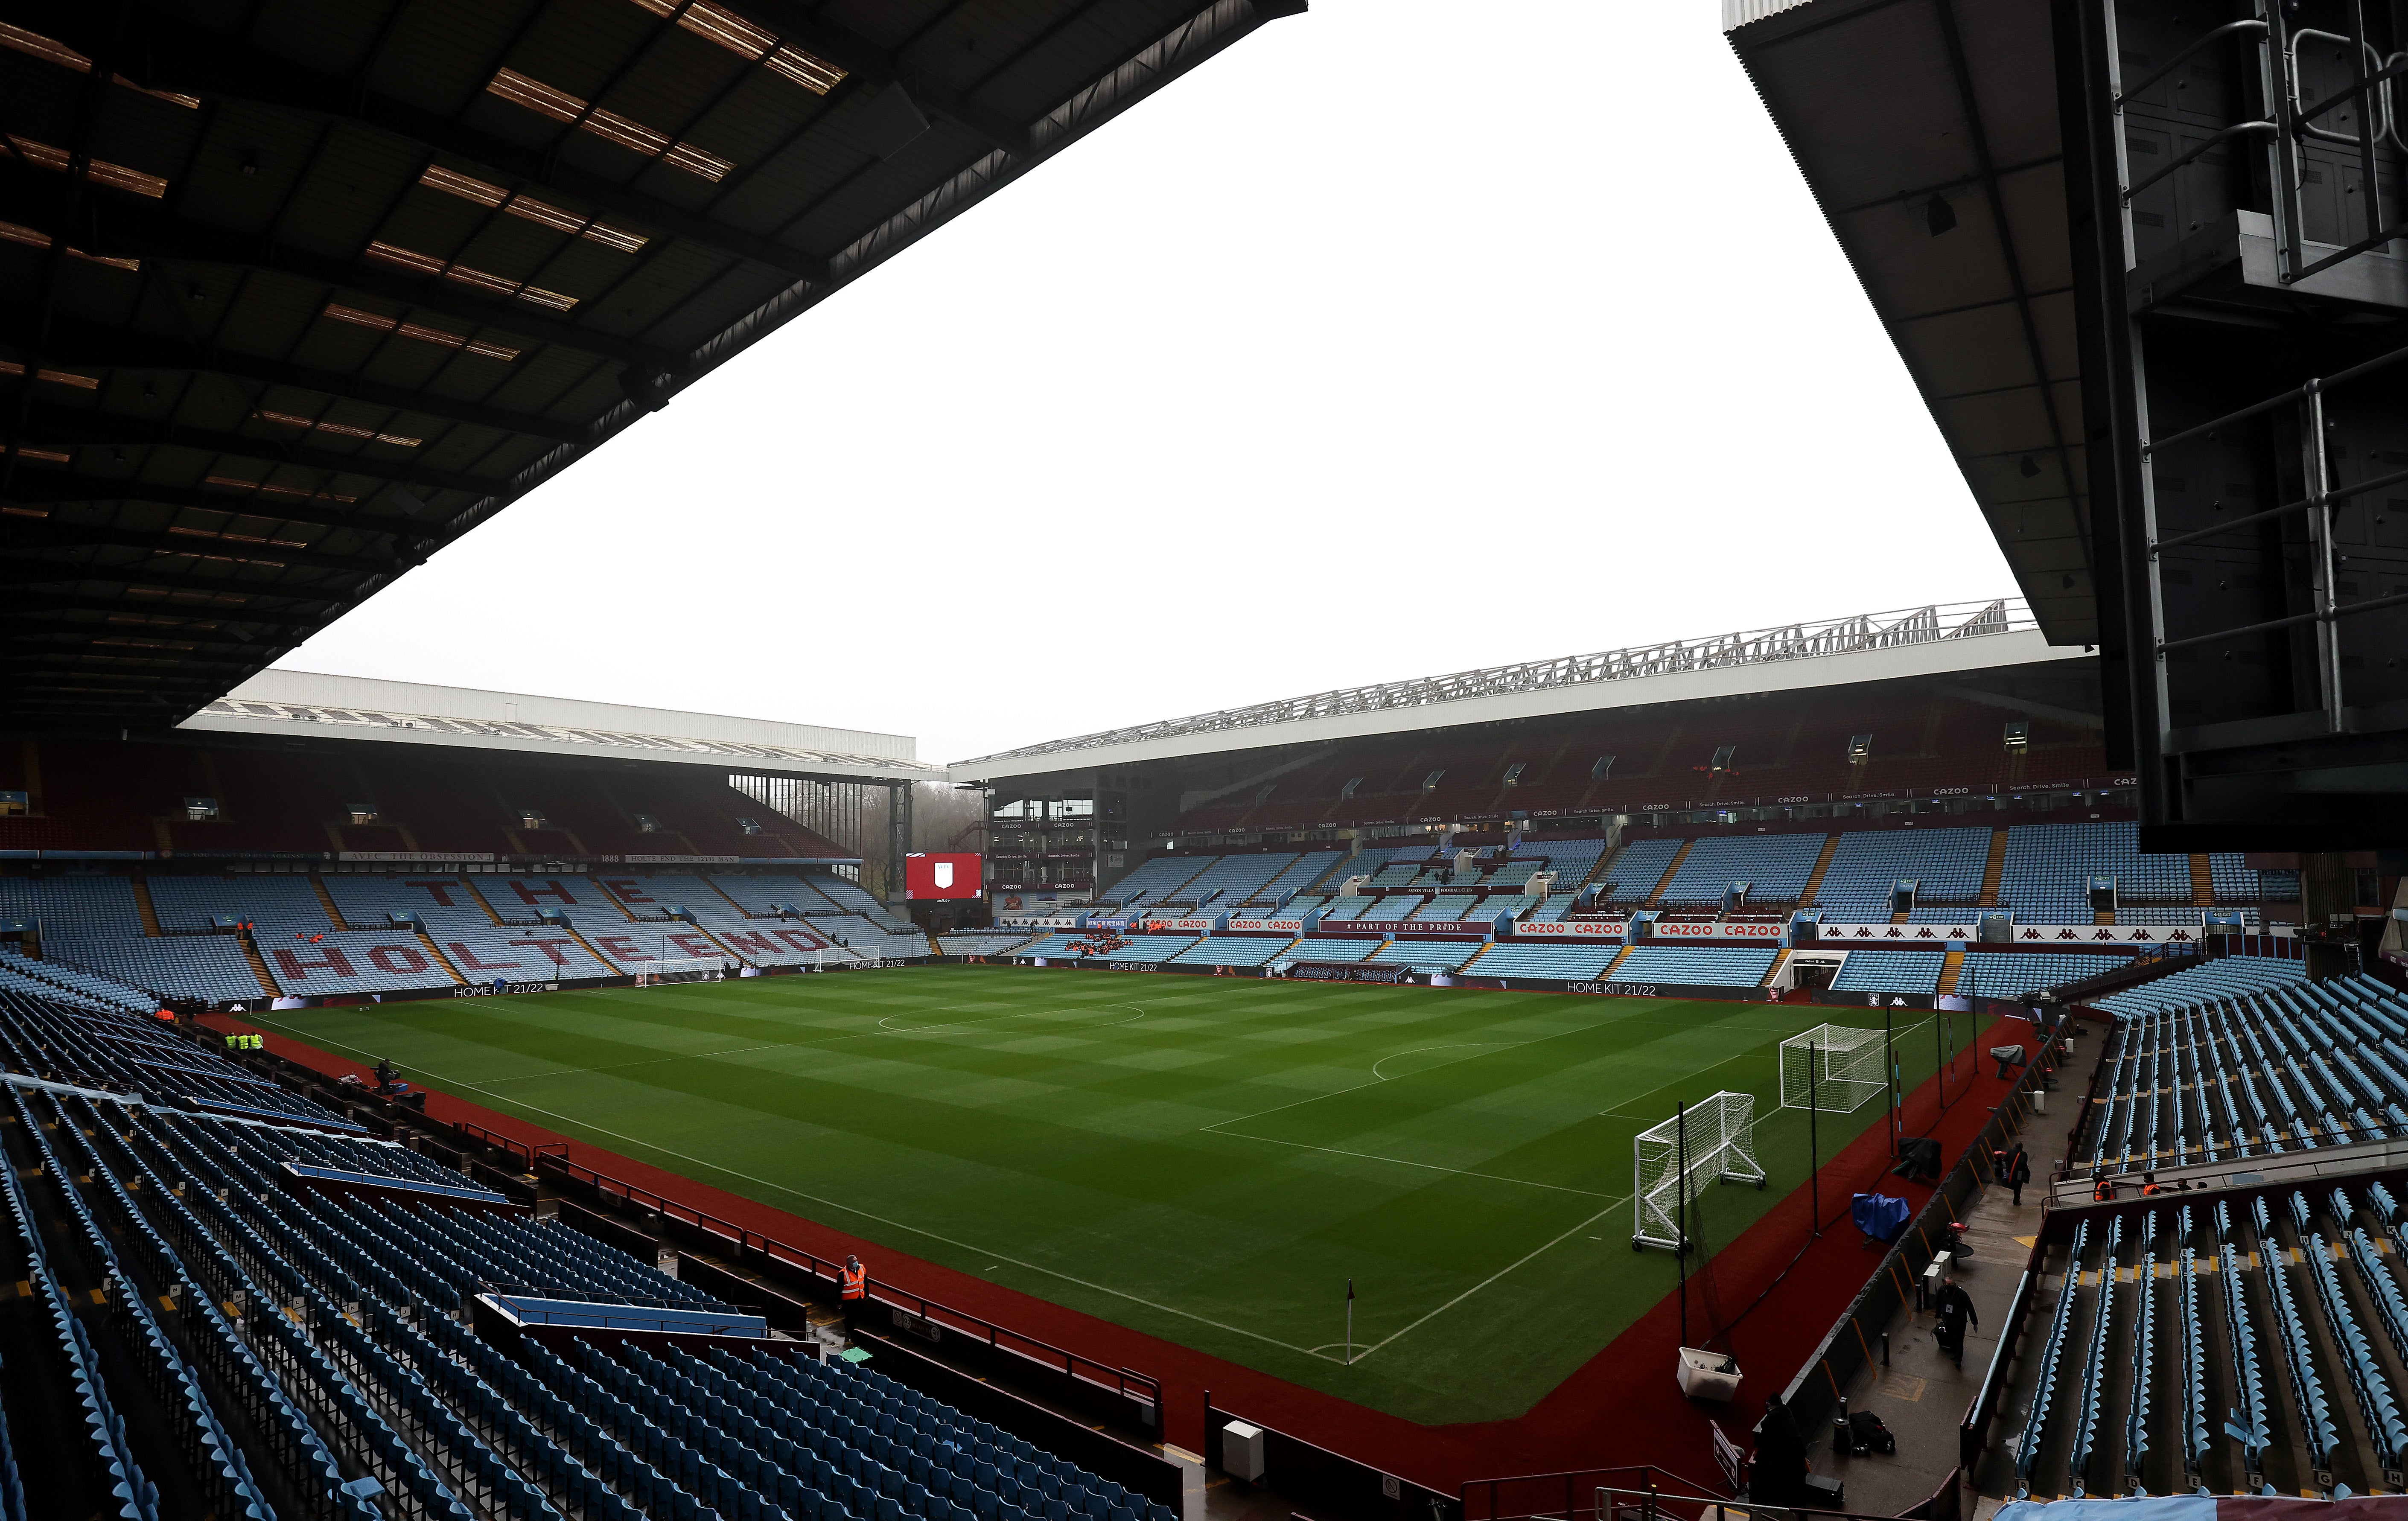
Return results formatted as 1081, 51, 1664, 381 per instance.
251, 967, 1961, 1424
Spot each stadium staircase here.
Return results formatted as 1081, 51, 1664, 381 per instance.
1601, 944, 1634, 979
238, 938, 283, 996
1761, 950, 1788, 988
1937, 950, 1965, 995
310, 874, 351, 928
131, 875, 163, 936
1643, 840, 1696, 907
1980, 828, 2009, 905
1798, 835, 1843, 908
2189, 854, 2215, 906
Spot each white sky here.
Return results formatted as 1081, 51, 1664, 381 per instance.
276, 0, 2016, 766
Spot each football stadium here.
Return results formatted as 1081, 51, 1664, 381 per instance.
3, 2, 2407, 1521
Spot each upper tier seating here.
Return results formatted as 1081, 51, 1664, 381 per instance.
1958, 952, 2130, 999
1096, 856, 1208, 907
1254, 852, 1347, 900
1155, 854, 1299, 908
1830, 950, 1947, 995
1656, 833, 1829, 907
1812, 828, 1992, 919
1610, 945, 1779, 987
1597, 837, 1687, 904
2090, 955, 2311, 1022
1999, 821, 2191, 923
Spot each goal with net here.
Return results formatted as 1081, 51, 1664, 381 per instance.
1778, 1024, 1887, 1115
1633, 1091, 1764, 1251
631, 957, 729, 987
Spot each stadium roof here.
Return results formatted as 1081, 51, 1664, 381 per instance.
0, 0, 1302, 732
183, 667, 934, 781
1723, 0, 2094, 644
950, 597, 2091, 781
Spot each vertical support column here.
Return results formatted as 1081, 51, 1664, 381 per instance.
2300, 852, 2355, 980
887, 782, 912, 912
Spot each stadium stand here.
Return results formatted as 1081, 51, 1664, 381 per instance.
1656, 833, 1829, 907
2089, 957, 2312, 1020
1829, 950, 1947, 996
1957, 953, 2131, 999
1811, 828, 1992, 919
324, 874, 621, 984
1154, 853, 1299, 909
0, 947, 157, 1014
0, 994, 1175, 1521
1168, 937, 1300, 968
1460, 942, 1622, 981
936, 932, 1037, 958
1290, 939, 1385, 964
0, 988, 348, 1127
1368, 940, 1484, 972
1092, 856, 1207, 910
1595, 838, 1687, 905
594, 873, 833, 968
1609, 946, 1779, 987
1253, 852, 1347, 902
2007, 1184, 2408, 1499
153, 874, 463, 996
1998, 821, 2192, 923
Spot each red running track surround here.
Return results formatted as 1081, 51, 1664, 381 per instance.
203, 1009, 2028, 1497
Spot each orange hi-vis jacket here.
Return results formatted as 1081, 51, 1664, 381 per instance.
840, 1264, 866, 1300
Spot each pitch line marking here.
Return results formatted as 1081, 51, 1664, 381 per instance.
1204, 1128, 1622, 1199
232, 1011, 1352, 1366
475, 1040, 794, 1086
876, 1005, 1146, 1035
1346, 1194, 1633, 1366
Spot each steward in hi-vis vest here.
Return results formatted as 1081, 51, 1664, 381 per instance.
840, 1256, 866, 1300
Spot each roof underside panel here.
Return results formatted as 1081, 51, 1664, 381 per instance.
1726, 0, 2095, 644
1, 0, 1293, 729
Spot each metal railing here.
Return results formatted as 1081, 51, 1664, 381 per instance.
956, 601, 2032, 765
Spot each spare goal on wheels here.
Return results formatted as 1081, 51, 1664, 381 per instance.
1633, 1091, 1764, 1251
1778, 1023, 1886, 1114
631, 957, 729, 987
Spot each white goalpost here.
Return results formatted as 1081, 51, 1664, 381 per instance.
1633, 1091, 1764, 1251
631, 957, 729, 987
1778, 1024, 1887, 1115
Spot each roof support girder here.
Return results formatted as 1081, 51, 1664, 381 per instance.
1, 522, 395, 574
0, 307, 589, 447
9, 400, 509, 497
0, 169, 668, 373
19, 0, 828, 284
0, 559, 358, 603
0, 474, 425, 542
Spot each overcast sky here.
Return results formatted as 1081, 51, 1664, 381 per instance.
275, 0, 2017, 766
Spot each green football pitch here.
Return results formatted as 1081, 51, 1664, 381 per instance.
249, 967, 1964, 1425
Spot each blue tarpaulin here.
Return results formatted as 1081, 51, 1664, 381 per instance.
1853, 1192, 1910, 1241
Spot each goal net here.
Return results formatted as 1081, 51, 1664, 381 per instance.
1778, 1024, 1887, 1114
1633, 1091, 1764, 1251
631, 957, 728, 987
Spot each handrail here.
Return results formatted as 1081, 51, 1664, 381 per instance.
520, 1146, 1162, 1412
1461, 1464, 1728, 1521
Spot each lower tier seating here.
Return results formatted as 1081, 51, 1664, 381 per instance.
1829, 950, 1946, 995
1957, 953, 2129, 999
1609, 946, 1779, 987
1459, 943, 1621, 980
0, 985, 1176, 1521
